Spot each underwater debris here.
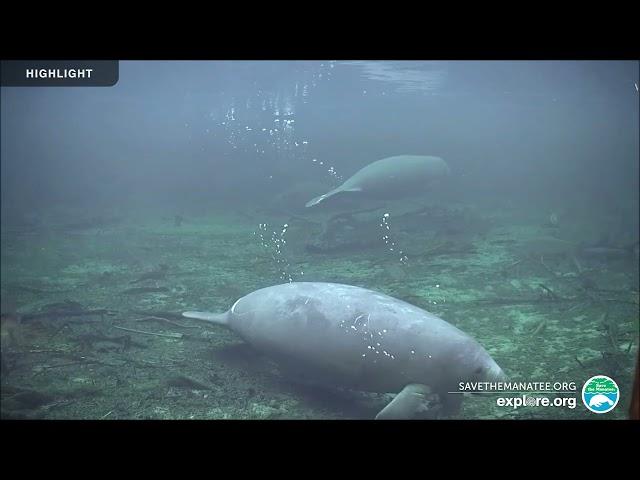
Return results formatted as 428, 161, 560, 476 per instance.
530, 319, 548, 336
304, 206, 404, 254
578, 241, 639, 260
130, 357, 185, 368
539, 255, 558, 277
135, 316, 199, 329
121, 286, 170, 295
538, 284, 559, 301
513, 236, 576, 258
97, 337, 126, 352
503, 250, 567, 280
165, 375, 211, 390
422, 241, 450, 257
303, 203, 482, 256
1, 312, 23, 348
0, 348, 20, 377
41, 300, 85, 312
20, 304, 116, 322
129, 310, 192, 320
500, 259, 523, 277
600, 351, 624, 376
304, 211, 373, 254
6, 283, 74, 294
130, 264, 169, 284
571, 254, 584, 274
130, 309, 189, 320
2, 389, 55, 411
33, 360, 102, 372
599, 311, 619, 351
469, 296, 576, 307
75, 332, 147, 353
111, 325, 183, 339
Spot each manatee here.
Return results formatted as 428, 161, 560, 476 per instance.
305, 155, 450, 207
588, 394, 614, 408
183, 282, 506, 419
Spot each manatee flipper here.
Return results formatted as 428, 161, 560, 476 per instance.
182, 311, 229, 326
375, 384, 432, 420
305, 186, 362, 207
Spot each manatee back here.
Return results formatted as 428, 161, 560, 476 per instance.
342, 155, 449, 196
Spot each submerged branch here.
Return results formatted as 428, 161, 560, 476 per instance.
111, 325, 183, 339
530, 319, 548, 336
21, 308, 117, 321
134, 316, 199, 329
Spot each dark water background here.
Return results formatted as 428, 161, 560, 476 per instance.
2, 61, 638, 222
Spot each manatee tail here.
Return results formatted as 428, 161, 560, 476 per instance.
305, 188, 342, 207
182, 311, 229, 326
305, 186, 360, 207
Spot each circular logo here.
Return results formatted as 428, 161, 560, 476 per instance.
582, 375, 619, 414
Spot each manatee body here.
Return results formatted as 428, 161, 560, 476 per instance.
183, 282, 505, 419
306, 155, 450, 207
588, 394, 614, 407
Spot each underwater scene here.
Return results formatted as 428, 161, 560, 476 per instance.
1, 60, 638, 420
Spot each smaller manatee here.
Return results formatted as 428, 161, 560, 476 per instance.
306, 155, 450, 207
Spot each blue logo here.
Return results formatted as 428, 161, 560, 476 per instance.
582, 375, 619, 414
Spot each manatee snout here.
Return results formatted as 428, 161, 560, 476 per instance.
462, 359, 507, 400
468, 353, 507, 385
461, 339, 507, 384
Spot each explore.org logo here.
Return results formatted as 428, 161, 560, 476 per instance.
582, 375, 620, 414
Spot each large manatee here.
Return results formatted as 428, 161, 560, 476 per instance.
183, 282, 505, 419
305, 155, 450, 207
